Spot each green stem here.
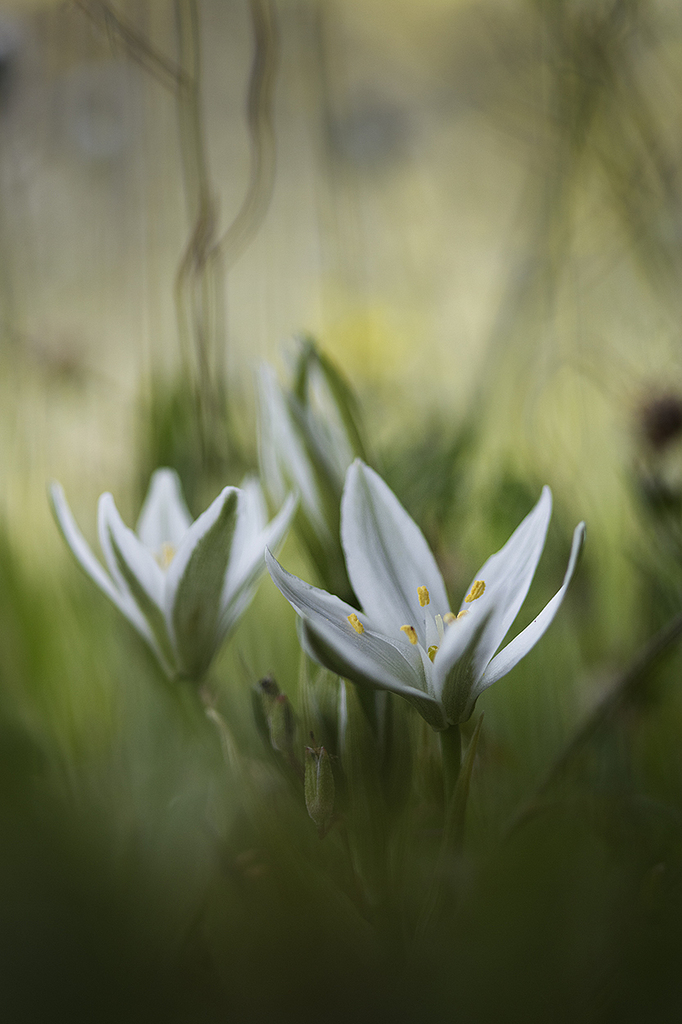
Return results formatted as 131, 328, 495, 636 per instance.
439, 724, 462, 804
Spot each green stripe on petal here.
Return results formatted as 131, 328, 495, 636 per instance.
437, 609, 494, 725
168, 488, 239, 680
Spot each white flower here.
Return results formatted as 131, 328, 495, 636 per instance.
267, 461, 585, 730
257, 340, 369, 601
51, 469, 296, 681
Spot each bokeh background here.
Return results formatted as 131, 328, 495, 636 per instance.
3, 0, 682, 1021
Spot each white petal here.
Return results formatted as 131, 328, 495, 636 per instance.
50, 482, 133, 617
50, 482, 174, 673
224, 476, 268, 586
164, 486, 239, 676
258, 364, 331, 539
300, 619, 446, 731
218, 492, 297, 640
301, 354, 354, 486
164, 487, 239, 614
341, 461, 450, 644
136, 468, 193, 550
98, 493, 178, 671
432, 605, 495, 724
98, 493, 166, 610
458, 485, 553, 682
266, 549, 432, 701
256, 365, 289, 506
475, 520, 586, 694
432, 602, 489, 697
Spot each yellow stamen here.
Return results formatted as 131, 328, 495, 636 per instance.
465, 580, 486, 603
156, 542, 176, 569
443, 612, 456, 625
417, 586, 430, 607
427, 644, 438, 662
347, 613, 364, 635
456, 610, 468, 619
400, 625, 418, 645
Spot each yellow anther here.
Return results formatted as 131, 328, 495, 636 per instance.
465, 580, 486, 603
427, 645, 439, 662
347, 613, 364, 635
156, 542, 176, 569
400, 625, 418, 645
443, 612, 456, 625
456, 610, 468, 619
417, 586, 430, 607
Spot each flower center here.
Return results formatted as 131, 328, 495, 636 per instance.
155, 542, 176, 569
346, 579, 486, 657
407, 581, 486, 660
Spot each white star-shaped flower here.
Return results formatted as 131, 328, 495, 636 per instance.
267, 461, 584, 730
51, 469, 295, 681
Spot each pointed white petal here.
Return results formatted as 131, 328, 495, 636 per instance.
475, 520, 585, 693
432, 603, 489, 696
165, 487, 239, 678
50, 482, 174, 674
224, 476, 268, 586
258, 364, 331, 539
218, 492, 297, 641
98, 493, 166, 610
299, 620, 446, 731
458, 485, 553, 682
341, 461, 450, 644
256, 365, 288, 506
136, 468, 192, 550
301, 355, 354, 486
50, 482, 132, 615
98, 493, 177, 670
266, 549, 432, 701
433, 606, 495, 724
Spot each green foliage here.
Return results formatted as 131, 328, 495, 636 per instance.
10, 0, 682, 1017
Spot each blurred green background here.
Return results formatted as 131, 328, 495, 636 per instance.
3, 0, 682, 1020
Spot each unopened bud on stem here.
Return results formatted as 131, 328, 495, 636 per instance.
258, 676, 296, 758
304, 742, 335, 837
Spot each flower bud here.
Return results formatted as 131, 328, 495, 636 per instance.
304, 743, 335, 836
257, 337, 369, 602
258, 676, 296, 757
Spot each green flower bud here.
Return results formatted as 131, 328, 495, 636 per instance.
304, 743, 335, 837
258, 676, 296, 758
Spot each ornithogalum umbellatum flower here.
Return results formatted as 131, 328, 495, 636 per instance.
51, 469, 295, 681
267, 461, 584, 730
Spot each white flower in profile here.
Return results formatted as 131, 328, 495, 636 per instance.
51, 469, 296, 681
257, 339, 370, 603
267, 461, 585, 730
